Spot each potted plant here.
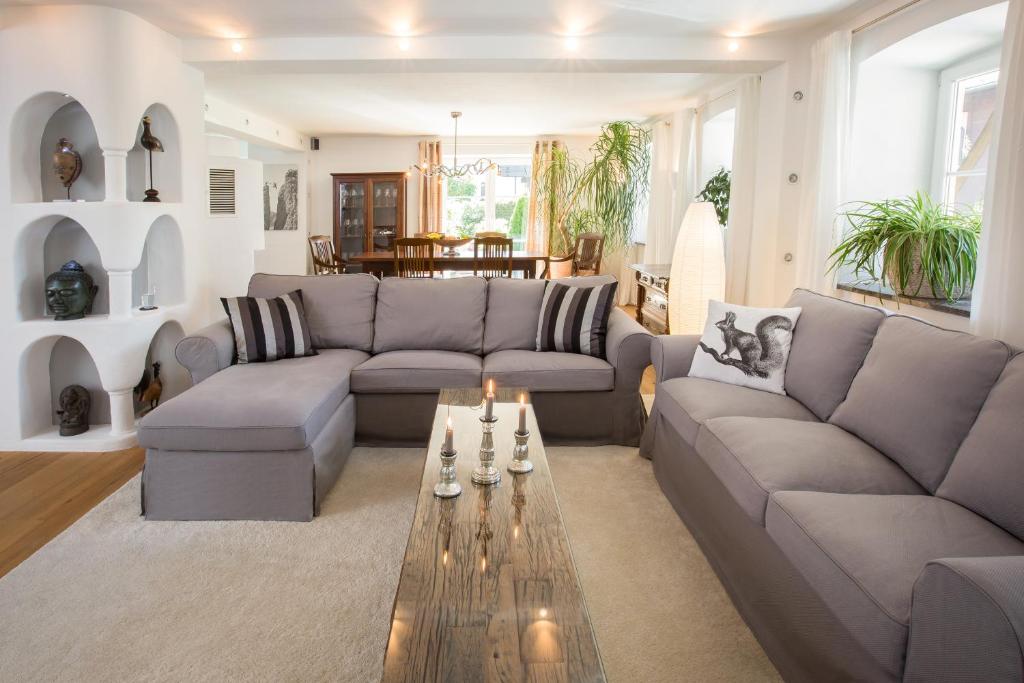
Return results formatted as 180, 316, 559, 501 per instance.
539, 121, 651, 274
828, 192, 981, 303
698, 167, 731, 226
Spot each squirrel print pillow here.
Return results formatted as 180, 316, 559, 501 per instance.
688, 300, 802, 395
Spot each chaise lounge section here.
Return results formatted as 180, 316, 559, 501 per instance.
138, 273, 651, 522
641, 288, 1024, 682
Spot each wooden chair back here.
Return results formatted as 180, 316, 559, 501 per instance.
309, 235, 344, 274
473, 236, 513, 279
572, 232, 605, 275
475, 231, 507, 239
394, 237, 436, 278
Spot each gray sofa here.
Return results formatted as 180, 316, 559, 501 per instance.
138, 273, 651, 522
640, 288, 1024, 683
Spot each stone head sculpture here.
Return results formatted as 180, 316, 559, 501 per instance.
57, 384, 91, 436
52, 137, 83, 200
46, 260, 98, 321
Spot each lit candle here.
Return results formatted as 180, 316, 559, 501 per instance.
518, 393, 527, 434
484, 379, 495, 420
443, 416, 454, 453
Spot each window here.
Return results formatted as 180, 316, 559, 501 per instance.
939, 68, 999, 212
441, 155, 531, 250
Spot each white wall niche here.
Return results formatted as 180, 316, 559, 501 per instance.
18, 335, 109, 440
127, 103, 182, 203
132, 214, 186, 310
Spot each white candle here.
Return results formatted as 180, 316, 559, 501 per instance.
484, 379, 495, 420
518, 394, 527, 433
443, 416, 454, 453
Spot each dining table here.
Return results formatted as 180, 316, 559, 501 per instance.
348, 248, 550, 278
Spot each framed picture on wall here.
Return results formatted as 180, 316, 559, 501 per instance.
264, 164, 298, 231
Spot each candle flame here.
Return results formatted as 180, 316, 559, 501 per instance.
446, 416, 452, 429
520, 394, 525, 406
487, 379, 494, 394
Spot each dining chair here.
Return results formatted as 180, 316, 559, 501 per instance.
474, 231, 508, 239
393, 237, 436, 278
542, 232, 605, 278
473, 236, 513, 279
308, 235, 348, 274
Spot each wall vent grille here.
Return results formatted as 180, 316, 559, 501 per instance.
208, 168, 236, 215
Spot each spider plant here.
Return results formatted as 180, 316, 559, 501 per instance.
828, 192, 981, 302
697, 167, 731, 226
539, 121, 651, 256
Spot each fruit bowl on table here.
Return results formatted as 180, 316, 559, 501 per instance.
424, 233, 472, 256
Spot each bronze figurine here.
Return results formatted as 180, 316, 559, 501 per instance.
57, 384, 91, 436
140, 116, 163, 202
52, 137, 82, 200
45, 260, 98, 320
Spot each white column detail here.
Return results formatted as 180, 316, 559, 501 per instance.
107, 269, 133, 317
108, 388, 136, 436
103, 149, 129, 202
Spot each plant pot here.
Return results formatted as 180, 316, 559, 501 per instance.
548, 259, 573, 279
884, 242, 972, 301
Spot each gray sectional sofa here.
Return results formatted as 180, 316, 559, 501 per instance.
138, 273, 651, 522
641, 288, 1024, 682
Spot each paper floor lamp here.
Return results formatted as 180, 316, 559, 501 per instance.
668, 201, 725, 334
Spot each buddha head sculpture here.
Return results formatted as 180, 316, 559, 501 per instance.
45, 260, 98, 321
57, 384, 90, 436
52, 137, 83, 200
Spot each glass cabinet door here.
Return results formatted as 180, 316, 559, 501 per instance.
370, 179, 399, 252
337, 180, 366, 259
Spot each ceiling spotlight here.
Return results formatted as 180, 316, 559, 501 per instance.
564, 36, 579, 52
727, 40, 740, 53
231, 41, 244, 54
399, 37, 411, 51
393, 20, 411, 36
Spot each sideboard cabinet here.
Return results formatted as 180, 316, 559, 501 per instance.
331, 172, 408, 260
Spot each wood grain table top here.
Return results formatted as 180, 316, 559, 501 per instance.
382, 388, 606, 683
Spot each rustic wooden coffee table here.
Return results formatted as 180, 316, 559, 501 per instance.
382, 388, 606, 683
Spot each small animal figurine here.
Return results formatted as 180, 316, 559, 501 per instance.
139, 361, 163, 414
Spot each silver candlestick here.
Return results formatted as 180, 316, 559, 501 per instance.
472, 415, 501, 485
508, 429, 533, 473
434, 446, 462, 498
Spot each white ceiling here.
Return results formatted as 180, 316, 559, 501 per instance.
204, 72, 719, 136
7, 0, 864, 39
867, 3, 1007, 70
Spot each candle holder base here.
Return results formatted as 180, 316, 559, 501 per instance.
434, 448, 462, 498
508, 429, 533, 473
473, 415, 501, 486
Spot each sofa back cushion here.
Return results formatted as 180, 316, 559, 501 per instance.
373, 277, 487, 354
938, 354, 1024, 540
483, 278, 547, 353
830, 315, 1011, 492
247, 273, 377, 352
784, 289, 885, 420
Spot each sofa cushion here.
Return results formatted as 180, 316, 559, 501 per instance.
351, 350, 482, 393
222, 290, 316, 363
767, 492, 1024, 678
697, 418, 924, 526
938, 353, 1024, 540
373, 277, 487, 354
248, 273, 377, 352
483, 279, 548, 354
829, 315, 1011, 492
483, 350, 614, 392
656, 376, 817, 447
536, 280, 618, 358
138, 349, 368, 452
783, 289, 885, 420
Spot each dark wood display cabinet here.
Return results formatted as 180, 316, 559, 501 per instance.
331, 172, 408, 263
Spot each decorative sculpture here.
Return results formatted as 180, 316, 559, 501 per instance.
45, 260, 98, 320
56, 384, 90, 436
140, 116, 163, 202
137, 361, 163, 414
52, 137, 82, 200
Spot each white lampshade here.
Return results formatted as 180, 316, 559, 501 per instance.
668, 201, 725, 334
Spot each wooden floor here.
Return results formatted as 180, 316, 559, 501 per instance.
0, 448, 144, 579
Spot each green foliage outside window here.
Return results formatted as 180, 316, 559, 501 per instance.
508, 196, 528, 237
447, 178, 476, 197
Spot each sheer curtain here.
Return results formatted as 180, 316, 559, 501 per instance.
643, 109, 697, 266
417, 140, 443, 233
724, 76, 761, 304
794, 30, 852, 293
526, 139, 563, 254
972, 0, 1024, 346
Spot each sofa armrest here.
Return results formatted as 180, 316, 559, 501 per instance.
175, 319, 235, 385
904, 556, 1024, 682
606, 308, 653, 392
650, 334, 701, 384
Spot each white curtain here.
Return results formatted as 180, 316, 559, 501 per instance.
724, 76, 761, 304
794, 30, 852, 293
643, 109, 697, 267
972, 0, 1024, 346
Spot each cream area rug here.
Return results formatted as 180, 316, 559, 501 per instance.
0, 447, 778, 682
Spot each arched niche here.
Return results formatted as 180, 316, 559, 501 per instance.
134, 320, 187, 416
9, 92, 105, 203
126, 103, 182, 203
132, 214, 185, 310
14, 216, 110, 320
19, 335, 109, 439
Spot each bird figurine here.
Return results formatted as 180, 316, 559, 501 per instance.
140, 116, 164, 202
139, 361, 163, 414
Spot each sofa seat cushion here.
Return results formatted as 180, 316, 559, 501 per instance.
351, 350, 482, 394
657, 376, 817, 447
766, 492, 1024, 677
697, 418, 924, 526
138, 349, 368, 452
483, 350, 614, 392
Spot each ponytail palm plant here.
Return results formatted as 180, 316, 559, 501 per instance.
539, 121, 651, 256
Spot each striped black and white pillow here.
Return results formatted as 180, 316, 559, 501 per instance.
536, 281, 618, 359
221, 290, 316, 363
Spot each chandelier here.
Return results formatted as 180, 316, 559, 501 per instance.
413, 112, 495, 178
